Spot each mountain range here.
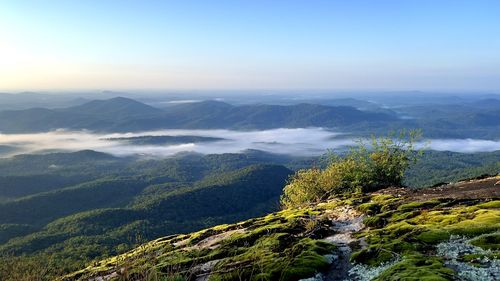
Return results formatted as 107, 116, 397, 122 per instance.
0, 97, 396, 133
1, 96, 499, 139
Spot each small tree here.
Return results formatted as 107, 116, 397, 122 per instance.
281, 130, 422, 208
364, 129, 422, 191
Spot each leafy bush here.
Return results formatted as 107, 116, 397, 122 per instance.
281, 130, 422, 208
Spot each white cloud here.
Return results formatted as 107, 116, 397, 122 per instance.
0, 128, 352, 157
0, 129, 498, 158
419, 139, 500, 153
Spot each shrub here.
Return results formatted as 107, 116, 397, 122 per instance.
279, 168, 326, 209
281, 130, 422, 208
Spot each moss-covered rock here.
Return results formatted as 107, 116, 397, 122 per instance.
469, 232, 500, 250
374, 255, 455, 281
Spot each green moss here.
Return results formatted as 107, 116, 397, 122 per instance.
358, 202, 381, 215
351, 246, 394, 266
351, 195, 499, 276
447, 210, 500, 236
391, 210, 420, 222
384, 221, 418, 237
281, 253, 329, 280
364, 216, 386, 228
317, 200, 342, 210
469, 232, 500, 250
476, 200, 500, 209
367, 194, 401, 213
416, 229, 450, 244
374, 256, 455, 281
210, 236, 334, 281
371, 194, 397, 204
351, 237, 418, 266
397, 200, 441, 211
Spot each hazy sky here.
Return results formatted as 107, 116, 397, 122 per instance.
1, 1, 499, 91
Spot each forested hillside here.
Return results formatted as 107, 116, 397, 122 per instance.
0, 150, 295, 273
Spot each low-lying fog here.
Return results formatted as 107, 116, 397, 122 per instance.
0, 128, 499, 158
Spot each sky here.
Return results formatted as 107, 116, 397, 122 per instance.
1, 0, 500, 91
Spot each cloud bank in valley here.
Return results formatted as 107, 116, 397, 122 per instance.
0, 128, 352, 157
0, 128, 499, 158
417, 139, 500, 153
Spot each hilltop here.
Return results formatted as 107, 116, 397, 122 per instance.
61, 176, 500, 281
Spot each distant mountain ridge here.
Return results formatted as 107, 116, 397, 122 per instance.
0, 97, 397, 133
64, 97, 164, 118
1, 96, 499, 138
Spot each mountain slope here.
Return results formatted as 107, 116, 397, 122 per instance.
0, 164, 292, 273
157, 101, 396, 129
62, 176, 500, 281
0, 178, 147, 225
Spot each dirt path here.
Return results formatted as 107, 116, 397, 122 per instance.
323, 206, 365, 281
